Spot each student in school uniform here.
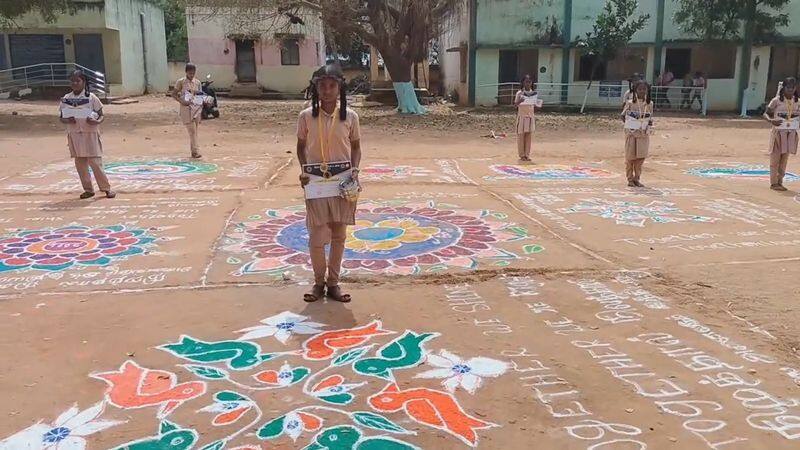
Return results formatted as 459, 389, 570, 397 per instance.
691, 71, 706, 111
763, 77, 799, 191
622, 73, 642, 105
59, 70, 115, 199
513, 74, 539, 162
172, 63, 203, 158
297, 64, 362, 303
621, 80, 654, 188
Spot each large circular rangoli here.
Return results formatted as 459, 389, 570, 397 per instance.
0, 225, 157, 273
488, 164, 616, 180
104, 161, 218, 178
225, 202, 540, 276
688, 165, 799, 182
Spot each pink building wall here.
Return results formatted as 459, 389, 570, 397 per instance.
188, 37, 321, 67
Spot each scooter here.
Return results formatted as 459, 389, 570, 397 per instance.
201, 74, 220, 119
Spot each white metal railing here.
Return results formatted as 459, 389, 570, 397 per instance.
477, 82, 708, 115
0, 63, 108, 98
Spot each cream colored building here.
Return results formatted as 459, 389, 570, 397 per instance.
0, 0, 169, 96
185, 4, 325, 94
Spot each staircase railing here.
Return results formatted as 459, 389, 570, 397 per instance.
0, 63, 109, 98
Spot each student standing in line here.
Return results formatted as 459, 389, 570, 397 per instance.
513, 74, 539, 162
763, 77, 799, 191
297, 64, 362, 303
59, 70, 115, 199
172, 63, 203, 158
691, 71, 706, 111
622, 72, 642, 105
621, 80, 653, 188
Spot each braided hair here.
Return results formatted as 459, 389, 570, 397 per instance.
779, 77, 799, 102
309, 64, 347, 121
631, 79, 652, 105
70, 69, 91, 97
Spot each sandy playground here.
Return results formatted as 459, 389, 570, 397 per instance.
0, 97, 799, 449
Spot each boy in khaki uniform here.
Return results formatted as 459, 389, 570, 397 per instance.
172, 63, 203, 158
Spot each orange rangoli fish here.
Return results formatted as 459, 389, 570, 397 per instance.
91, 360, 206, 418
368, 383, 496, 447
302, 320, 392, 360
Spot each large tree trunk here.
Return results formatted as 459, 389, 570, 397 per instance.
379, 47, 427, 114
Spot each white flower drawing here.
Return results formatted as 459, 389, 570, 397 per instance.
0, 401, 123, 450
415, 350, 509, 394
236, 311, 325, 344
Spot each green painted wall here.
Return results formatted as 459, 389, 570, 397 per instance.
476, 0, 800, 47
475, 48, 499, 105
476, 0, 564, 47
0, 0, 168, 94
570, 0, 658, 43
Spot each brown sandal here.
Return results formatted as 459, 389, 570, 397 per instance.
303, 284, 325, 303
326, 285, 351, 303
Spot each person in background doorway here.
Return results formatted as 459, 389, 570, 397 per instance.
59, 70, 115, 199
680, 73, 694, 109
691, 71, 706, 111
172, 63, 203, 158
763, 77, 799, 191
514, 74, 539, 162
621, 79, 653, 188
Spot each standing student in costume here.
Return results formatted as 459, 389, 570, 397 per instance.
763, 77, 799, 191
172, 63, 203, 158
297, 64, 362, 303
513, 74, 539, 162
621, 79, 653, 188
59, 70, 115, 199
622, 73, 642, 105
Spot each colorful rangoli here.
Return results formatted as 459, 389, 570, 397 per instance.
0, 311, 509, 449
0, 225, 157, 273
104, 161, 218, 178
360, 164, 436, 182
486, 165, 617, 181
687, 165, 800, 182
560, 198, 717, 227
223, 201, 541, 276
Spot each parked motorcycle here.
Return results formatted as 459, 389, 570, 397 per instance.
201, 74, 220, 119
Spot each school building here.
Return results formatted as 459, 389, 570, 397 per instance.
441, 0, 800, 111
184, 4, 325, 96
0, 0, 169, 97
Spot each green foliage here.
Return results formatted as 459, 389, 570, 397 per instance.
576, 0, 649, 81
673, 0, 789, 43
159, 0, 188, 61
1, 0, 186, 61
0, 0, 72, 27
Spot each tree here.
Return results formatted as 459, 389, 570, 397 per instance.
575, 0, 648, 112
674, 0, 789, 43
577, 0, 649, 85
159, 0, 189, 61
674, 0, 789, 108
0, 0, 73, 27
187, 0, 460, 114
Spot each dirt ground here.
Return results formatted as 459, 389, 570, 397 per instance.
0, 96, 799, 450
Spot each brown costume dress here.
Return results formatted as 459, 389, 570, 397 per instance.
59, 92, 111, 193
297, 105, 361, 286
